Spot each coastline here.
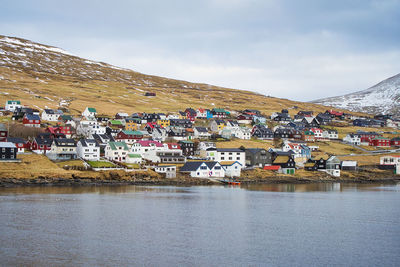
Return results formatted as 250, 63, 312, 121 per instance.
1, 173, 399, 187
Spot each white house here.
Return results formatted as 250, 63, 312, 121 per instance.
82, 107, 97, 119
131, 140, 165, 155
343, 134, 361, 146
206, 148, 246, 168
310, 128, 324, 140
154, 165, 177, 178
126, 154, 142, 164
193, 127, 211, 139
232, 127, 251, 140
221, 161, 242, 177
196, 108, 208, 119
77, 120, 106, 137
105, 141, 129, 162
380, 155, 400, 166
322, 130, 338, 140
41, 109, 63, 122
5, 100, 22, 112
180, 161, 225, 178
77, 139, 100, 161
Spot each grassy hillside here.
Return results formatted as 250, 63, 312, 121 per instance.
0, 35, 366, 117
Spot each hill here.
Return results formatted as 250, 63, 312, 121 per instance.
0, 35, 357, 116
311, 73, 400, 117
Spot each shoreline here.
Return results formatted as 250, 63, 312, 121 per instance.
1, 175, 399, 187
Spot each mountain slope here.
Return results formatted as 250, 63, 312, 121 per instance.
0, 35, 348, 116
311, 74, 400, 116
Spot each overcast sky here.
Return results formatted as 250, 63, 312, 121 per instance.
2, 0, 400, 101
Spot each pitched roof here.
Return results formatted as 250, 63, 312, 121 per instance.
220, 161, 242, 166
180, 161, 219, 172
137, 140, 164, 147
108, 141, 129, 151
25, 114, 40, 120
0, 142, 16, 148
7, 100, 20, 104
127, 154, 142, 158
273, 155, 290, 164
7, 137, 27, 144
122, 130, 143, 136
53, 138, 76, 147
216, 148, 244, 153
195, 127, 208, 133
88, 107, 97, 113
79, 139, 100, 147
0, 123, 7, 131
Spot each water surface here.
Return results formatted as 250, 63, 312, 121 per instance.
1, 183, 399, 266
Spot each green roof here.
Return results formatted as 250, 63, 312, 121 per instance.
7, 100, 21, 104
373, 136, 389, 140
109, 141, 129, 151
60, 115, 73, 120
110, 120, 123, 125
122, 130, 143, 136
128, 154, 142, 158
88, 107, 97, 112
179, 140, 194, 144
213, 108, 226, 113
304, 131, 315, 135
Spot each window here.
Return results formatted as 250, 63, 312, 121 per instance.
221, 157, 225, 160
237, 157, 240, 160
200, 166, 207, 170
214, 166, 221, 170
229, 157, 232, 160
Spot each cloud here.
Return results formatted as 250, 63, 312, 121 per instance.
1, 0, 400, 101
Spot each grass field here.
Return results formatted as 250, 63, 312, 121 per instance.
87, 161, 116, 168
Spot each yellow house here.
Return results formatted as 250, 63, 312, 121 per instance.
157, 119, 170, 128
125, 119, 141, 131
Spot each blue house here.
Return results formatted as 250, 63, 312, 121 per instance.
206, 109, 214, 120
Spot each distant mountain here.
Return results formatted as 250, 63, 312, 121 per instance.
312, 74, 400, 116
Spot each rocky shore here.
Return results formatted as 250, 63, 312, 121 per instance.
0, 170, 399, 187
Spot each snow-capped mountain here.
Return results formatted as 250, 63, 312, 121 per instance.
311, 73, 400, 116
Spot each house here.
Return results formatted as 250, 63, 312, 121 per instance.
23, 114, 41, 127
143, 148, 186, 164
82, 107, 97, 119
30, 136, 53, 154
154, 165, 177, 178
115, 112, 129, 119
7, 137, 28, 153
237, 114, 253, 124
271, 111, 291, 124
322, 130, 338, 140
126, 154, 142, 164
91, 133, 114, 154
41, 109, 63, 122
211, 108, 229, 118
115, 130, 143, 145
197, 141, 216, 157
391, 137, 400, 147
272, 155, 296, 174
178, 140, 195, 156
185, 108, 197, 121
243, 109, 261, 115
77, 139, 100, 161
316, 113, 332, 125
245, 148, 272, 167
325, 109, 344, 119
207, 148, 246, 168
325, 156, 341, 177
282, 141, 311, 160
169, 119, 192, 128
0, 142, 17, 160
47, 138, 77, 161
47, 126, 73, 139
341, 161, 358, 171
369, 137, 390, 147
226, 120, 240, 130
196, 108, 208, 119
302, 117, 320, 128
77, 120, 106, 137
380, 155, 400, 169
0, 123, 8, 142
193, 127, 211, 139
152, 127, 168, 142
108, 119, 125, 129
343, 134, 361, 146
180, 161, 225, 178
220, 128, 232, 140
131, 140, 165, 155
156, 119, 170, 128
232, 127, 251, 140
253, 115, 267, 124
125, 118, 141, 131
252, 125, 274, 140
12, 107, 40, 121
142, 113, 161, 123
105, 141, 129, 162
58, 115, 76, 128
209, 120, 226, 133
274, 128, 291, 139
168, 127, 187, 140
5, 100, 21, 112
221, 161, 242, 177
297, 111, 313, 117
309, 128, 323, 140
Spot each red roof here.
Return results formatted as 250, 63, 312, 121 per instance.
137, 140, 164, 147
263, 165, 281, 171
167, 143, 181, 149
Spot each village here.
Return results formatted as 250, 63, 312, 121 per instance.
1, 99, 400, 182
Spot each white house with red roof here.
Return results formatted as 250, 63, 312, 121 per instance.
130, 140, 165, 155
310, 128, 324, 140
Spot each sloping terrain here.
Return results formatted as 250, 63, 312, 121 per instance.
312, 73, 400, 116
0, 35, 353, 116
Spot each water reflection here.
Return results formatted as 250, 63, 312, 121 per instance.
242, 182, 400, 192
0, 182, 398, 195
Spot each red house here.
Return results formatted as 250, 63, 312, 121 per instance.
7, 137, 29, 153
29, 137, 52, 154
115, 130, 143, 145
46, 126, 72, 138
23, 114, 41, 128
369, 137, 390, 147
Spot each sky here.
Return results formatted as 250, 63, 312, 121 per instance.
1, 0, 400, 101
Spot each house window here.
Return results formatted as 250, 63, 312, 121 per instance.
221, 157, 225, 160
237, 157, 240, 160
